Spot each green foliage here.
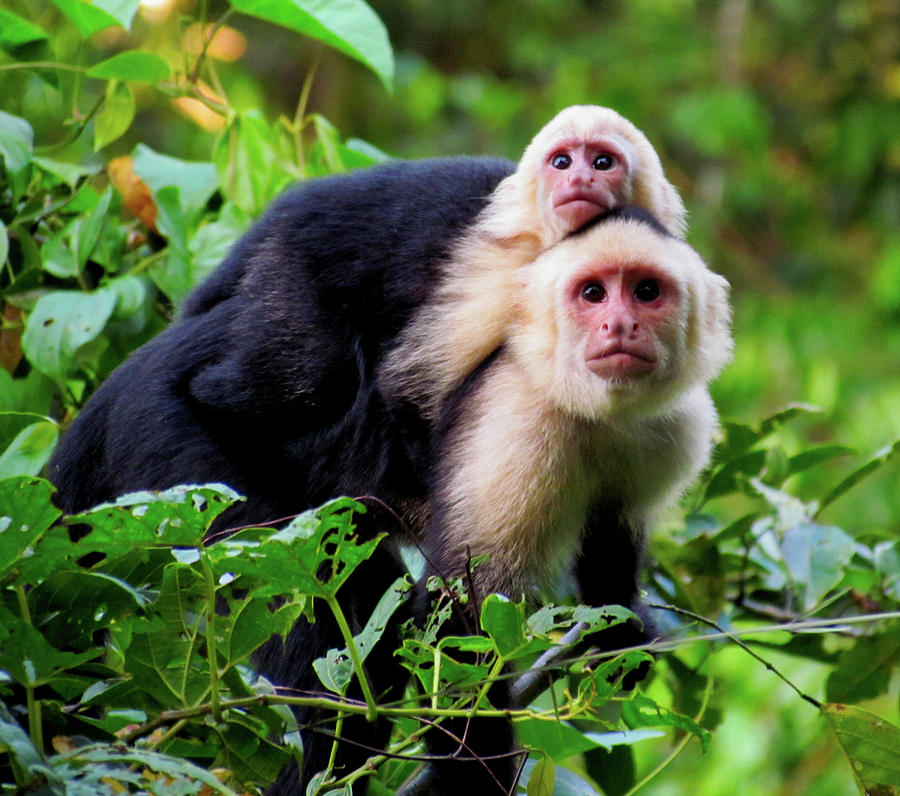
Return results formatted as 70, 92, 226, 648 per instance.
0, 0, 390, 434
1, 1, 899, 794
1, 430, 899, 795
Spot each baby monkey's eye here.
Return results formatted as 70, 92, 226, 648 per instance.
634, 279, 661, 302
581, 282, 606, 303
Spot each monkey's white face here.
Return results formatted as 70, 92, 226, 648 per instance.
568, 262, 678, 382
512, 218, 731, 420
539, 133, 634, 236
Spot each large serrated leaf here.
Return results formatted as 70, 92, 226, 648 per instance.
0, 476, 61, 575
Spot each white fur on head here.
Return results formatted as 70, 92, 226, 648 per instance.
483, 105, 687, 243
510, 216, 731, 420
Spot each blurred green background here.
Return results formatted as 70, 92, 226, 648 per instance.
2, 1, 898, 794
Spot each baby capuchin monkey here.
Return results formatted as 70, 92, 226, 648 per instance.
382, 104, 687, 413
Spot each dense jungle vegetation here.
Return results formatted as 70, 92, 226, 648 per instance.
0, 1, 897, 794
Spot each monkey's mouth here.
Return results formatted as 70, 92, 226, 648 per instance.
586, 348, 656, 378
554, 192, 611, 228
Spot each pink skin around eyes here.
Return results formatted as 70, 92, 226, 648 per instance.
543, 138, 630, 230
573, 266, 673, 380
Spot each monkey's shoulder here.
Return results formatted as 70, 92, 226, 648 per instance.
181, 156, 515, 319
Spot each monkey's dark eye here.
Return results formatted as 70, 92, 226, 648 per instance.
634, 279, 661, 302
551, 153, 572, 170
593, 154, 615, 171
581, 283, 606, 303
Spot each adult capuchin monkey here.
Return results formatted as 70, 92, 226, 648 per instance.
392, 208, 731, 794
47, 109, 706, 794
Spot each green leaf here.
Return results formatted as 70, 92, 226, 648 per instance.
40, 229, 79, 278
0, 420, 58, 478
786, 444, 855, 476
50, 745, 244, 795
758, 404, 822, 437
621, 694, 711, 753
576, 651, 654, 704
0, 476, 61, 578
148, 186, 193, 302
0, 704, 62, 789
188, 202, 251, 285
781, 523, 856, 610
0, 9, 48, 53
703, 450, 766, 500
32, 156, 92, 189
22, 288, 117, 382
823, 704, 900, 794
69, 484, 240, 549
87, 50, 171, 82
29, 570, 149, 648
0, 110, 34, 173
132, 143, 218, 213
526, 754, 555, 796
108, 273, 152, 321
227, 0, 394, 91
582, 729, 666, 749
49, 0, 140, 38
0, 219, 8, 266
75, 185, 115, 266
0, 604, 98, 688
875, 541, 900, 601
819, 439, 900, 513
826, 631, 900, 704
481, 595, 530, 659
313, 576, 410, 694
213, 111, 292, 213
520, 758, 598, 796
310, 112, 346, 173
516, 719, 600, 762
209, 498, 376, 601
94, 80, 135, 150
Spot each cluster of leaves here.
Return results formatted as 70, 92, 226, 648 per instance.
0, 480, 696, 795
0, 0, 391, 477
1, 409, 899, 795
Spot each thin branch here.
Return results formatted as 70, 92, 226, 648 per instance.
651, 603, 822, 708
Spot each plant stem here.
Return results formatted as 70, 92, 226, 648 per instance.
15, 586, 43, 753
201, 559, 221, 721
326, 594, 378, 721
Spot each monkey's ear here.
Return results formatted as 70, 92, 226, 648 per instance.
632, 166, 687, 238
700, 271, 733, 377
